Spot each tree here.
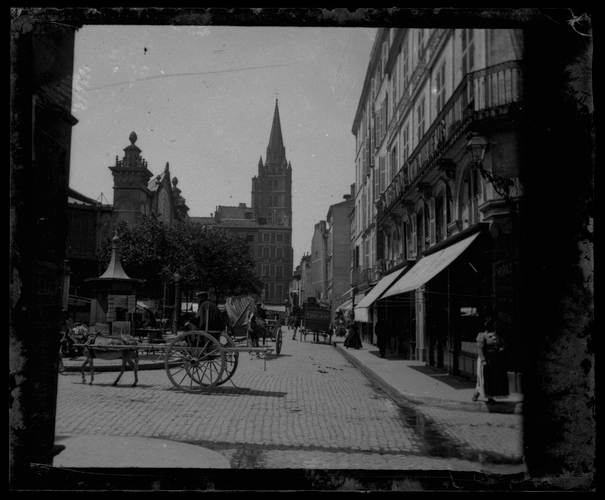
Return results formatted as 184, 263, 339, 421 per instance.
98, 216, 263, 299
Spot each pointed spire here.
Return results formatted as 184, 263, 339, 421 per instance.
266, 99, 286, 166
258, 155, 263, 167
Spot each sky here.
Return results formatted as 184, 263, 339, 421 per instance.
69, 25, 376, 266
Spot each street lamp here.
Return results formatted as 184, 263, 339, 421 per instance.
466, 133, 513, 200
466, 133, 488, 166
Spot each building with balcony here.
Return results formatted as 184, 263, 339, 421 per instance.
351, 28, 523, 377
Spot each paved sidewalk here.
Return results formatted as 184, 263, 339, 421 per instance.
333, 339, 523, 414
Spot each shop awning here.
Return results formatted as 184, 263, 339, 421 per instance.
381, 232, 480, 299
355, 267, 409, 310
336, 299, 352, 312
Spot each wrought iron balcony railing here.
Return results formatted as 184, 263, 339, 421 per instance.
376, 60, 522, 220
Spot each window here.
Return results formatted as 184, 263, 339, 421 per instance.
276, 284, 283, 299
402, 37, 410, 89
257, 246, 262, 258
416, 95, 425, 143
471, 168, 481, 224
263, 247, 269, 258
276, 232, 283, 242
392, 58, 398, 104
446, 185, 453, 224
435, 60, 446, 114
263, 232, 269, 242
362, 191, 367, 229
270, 232, 275, 243
416, 210, 424, 255
379, 156, 386, 193
271, 247, 276, 258
435, 193, 444, 242
461, 29, 475, 75
390, 145, 398, 180
402, 122, 410, 168
417, 29, 425, 56
373, 165, 380, 200
262, 264, 268, 276
276, 265, 283, 278
276, 247, 282, 258
460, 173, 471, 228
426, 201, 433, 246
247, 234, 254, 242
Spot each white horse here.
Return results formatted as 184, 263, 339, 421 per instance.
81, 334, 139, 386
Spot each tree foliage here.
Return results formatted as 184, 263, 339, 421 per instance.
98, 216, 263, 298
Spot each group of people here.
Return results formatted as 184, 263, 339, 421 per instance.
129, 290, 510, 404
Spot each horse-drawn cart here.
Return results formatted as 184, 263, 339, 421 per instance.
300, 303, 332, 344
73, 295, 282, 392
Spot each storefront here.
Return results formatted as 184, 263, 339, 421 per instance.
354, 266, 410, 348
381, 227, 494, 376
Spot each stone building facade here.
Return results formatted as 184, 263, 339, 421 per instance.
66, 132, 190, 296
351, 28, 524, 377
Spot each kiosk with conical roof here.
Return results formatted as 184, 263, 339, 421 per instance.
84, 233, 144, 336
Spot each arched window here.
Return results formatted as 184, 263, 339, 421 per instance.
471, 168, 481, 224
424, 201, 431, 247
435, 191, 444, 242
416, 209, 424, 255
460, 168, 483, 227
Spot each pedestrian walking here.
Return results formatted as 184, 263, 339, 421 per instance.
472, 318, 509, 404
343, 314, 362, 349
375, 319, 387, 358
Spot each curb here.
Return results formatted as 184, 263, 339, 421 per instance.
334, 343, 523, 415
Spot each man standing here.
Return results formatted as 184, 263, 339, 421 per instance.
375, 319, 387, 358
196, 291, 223, 333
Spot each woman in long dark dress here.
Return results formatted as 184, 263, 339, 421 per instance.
472, 318, 509, 403
343, 317, 362, 349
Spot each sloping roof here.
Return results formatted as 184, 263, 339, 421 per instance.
67, 187, 101, 206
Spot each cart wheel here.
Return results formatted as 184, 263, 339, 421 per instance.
216, 333, 239, 385
275, 328, 283, 355
165, 331, 225, 391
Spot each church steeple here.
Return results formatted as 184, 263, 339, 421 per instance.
266, 99, 286, 167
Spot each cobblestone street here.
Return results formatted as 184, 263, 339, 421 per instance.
55, 333, 524, 471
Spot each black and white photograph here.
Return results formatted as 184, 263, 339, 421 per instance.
10, 7, 594, 492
